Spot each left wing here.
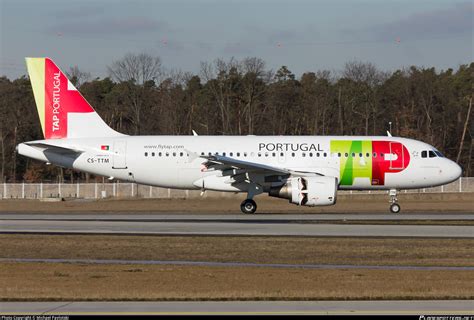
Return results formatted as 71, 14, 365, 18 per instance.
199, 154, 323, 178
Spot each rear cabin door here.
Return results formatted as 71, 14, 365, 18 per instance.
113, 140, 127, 169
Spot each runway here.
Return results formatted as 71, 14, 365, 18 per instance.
2, 213, 474, 220
0, 213, 473, 237
1, 300, 473, 315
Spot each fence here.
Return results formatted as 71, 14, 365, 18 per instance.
0, 178, 473, 200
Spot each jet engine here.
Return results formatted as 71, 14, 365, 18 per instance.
269, 176, 338, 206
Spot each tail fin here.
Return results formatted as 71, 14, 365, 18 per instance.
25, 57, 122, 139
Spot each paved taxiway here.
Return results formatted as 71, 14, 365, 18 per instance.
1, 300, 473, 315
0, 213, 473, 237
2, 257, 473, 271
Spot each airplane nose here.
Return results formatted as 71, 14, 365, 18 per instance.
453, 162, 462, 179
447, 160, 462, 182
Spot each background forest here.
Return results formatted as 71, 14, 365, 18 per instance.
0, 53, 472, 182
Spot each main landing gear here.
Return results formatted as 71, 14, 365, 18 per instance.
240, 183, 263, 214
389, 189, 401, 213
240, 199, 257, 214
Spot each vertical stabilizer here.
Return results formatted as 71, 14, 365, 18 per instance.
25, 57, 122, 139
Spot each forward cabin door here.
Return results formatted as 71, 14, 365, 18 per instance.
113, 140, 127, 169
389, 142, 405, 170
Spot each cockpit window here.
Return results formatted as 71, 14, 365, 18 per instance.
422, 150, 442, 158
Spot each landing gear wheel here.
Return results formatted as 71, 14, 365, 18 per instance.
390, 203, 401, 213
240, 199, 257, 214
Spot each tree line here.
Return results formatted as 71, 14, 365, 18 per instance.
0, 53, 472, 182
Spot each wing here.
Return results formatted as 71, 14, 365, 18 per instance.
200, 154, 323, 178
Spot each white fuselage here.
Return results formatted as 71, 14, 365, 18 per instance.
18, 135, 462, 193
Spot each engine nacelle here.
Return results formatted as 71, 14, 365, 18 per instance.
269, 176, 338, 206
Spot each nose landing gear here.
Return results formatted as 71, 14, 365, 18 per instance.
389, 189, 401, 213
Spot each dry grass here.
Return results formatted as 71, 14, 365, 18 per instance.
1, 235, 473, 267
1, 262, 473, 301
1, 193, 473, 214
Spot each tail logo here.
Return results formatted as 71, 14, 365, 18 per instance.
26, 57, 95, 139
51, 71, 61, 133
44, 58, 94, 139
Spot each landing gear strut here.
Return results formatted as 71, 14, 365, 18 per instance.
389, 189, 401, 213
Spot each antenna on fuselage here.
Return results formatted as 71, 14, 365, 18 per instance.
387, 121, 392, 137
192, 130, 198, 136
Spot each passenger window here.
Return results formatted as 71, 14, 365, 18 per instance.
421, 151, 427, 158
272, 152, 276, 157
237, 152, 240, 157
291, 153, 295, 157
180, 152, 183, 157
166, 153, 169, 157
159, 152, 162, 157
302, 153, 306, 157
323, 152, 327, 157
244, 152, 247, 157
338, 153, 341, 157
359, 153, 363, 157
173, 152, 176, 157
316, 153, 320, 157
352, 153, 355, 157
223, 152, 226, 156
373, 152, 377, 158
230, 152, 233, 156
152, 152, 155, 157
429, 151, 436, 158
366, 153, 369, 157
145, 152, 148, 157
345, 153, 348, 158
201, 152, 204, 156
381, 153, 384, 157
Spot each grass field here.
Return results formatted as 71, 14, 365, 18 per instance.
1, 235, 473, 267
2, 262, 473, 301
1, 235, 473, 301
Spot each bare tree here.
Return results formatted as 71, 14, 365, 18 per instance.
241, 57, 269, 134
108, 53, 162, 85
66, 66, 91, 88
107, 53, 163, 134
342, 61, 385, 135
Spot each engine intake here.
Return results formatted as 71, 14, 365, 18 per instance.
269, 176, 338, 206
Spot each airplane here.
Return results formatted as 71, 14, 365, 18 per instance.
17, 57, 462, 214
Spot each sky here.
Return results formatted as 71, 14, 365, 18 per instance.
0, 0, 472, 79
